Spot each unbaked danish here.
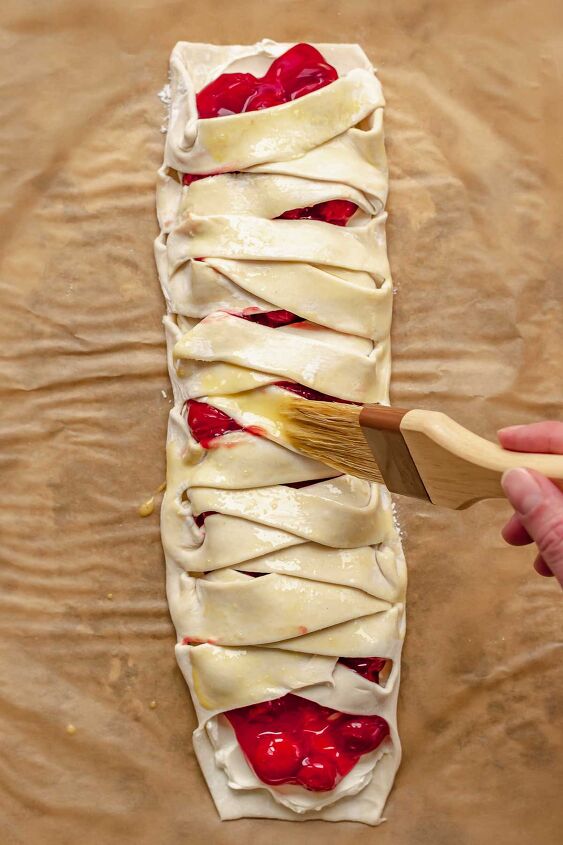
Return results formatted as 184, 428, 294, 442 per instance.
155, 39, 406, 825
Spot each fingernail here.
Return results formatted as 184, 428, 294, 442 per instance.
501, 468, 543, 514
533, 555, 554, 578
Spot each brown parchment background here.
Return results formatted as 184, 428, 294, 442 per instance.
1, 1, 562, 843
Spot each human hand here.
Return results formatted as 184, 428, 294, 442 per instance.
499, 421, 563, 588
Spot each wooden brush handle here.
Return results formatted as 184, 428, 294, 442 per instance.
399, 409, 563, 509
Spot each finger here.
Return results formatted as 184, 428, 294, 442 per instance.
501, 513, 533, 546
533, 554, 554, 577
498, 421, 563, 454
501, 468, 563, 587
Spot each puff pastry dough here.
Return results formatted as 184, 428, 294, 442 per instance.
155, 39, 406, 825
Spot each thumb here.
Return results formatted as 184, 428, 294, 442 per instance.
501, 468, 563, 586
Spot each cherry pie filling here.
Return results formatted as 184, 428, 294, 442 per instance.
225, 693, 389, 791
196, 43, 338, 119
182, 44, 386, 794
276, 199, 358, 226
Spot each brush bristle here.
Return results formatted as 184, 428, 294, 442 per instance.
282, 399, 384, 483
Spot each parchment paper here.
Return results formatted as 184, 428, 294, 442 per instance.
1, 2, 562, 843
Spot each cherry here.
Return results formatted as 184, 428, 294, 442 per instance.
273, 381, 352, 404
314, 200, 358, 226
277, 199, 358, 227
338, 657, 387, 683
245, 699, 284, 722
300, 703, 334, 724
276, 207, 307, 221
182, 173, 208, 186
197, 72, 260, 118
238, 310, 302, 328
252, 734, 302, 784
297, 756, 338, 792
186, 400, 243, 447
305, 726, 339, 757
195, 43, 337, 120
338, 716, 389, 754
244, 84, 284, 112
193, 510, 215, 527
267, 43, 338, 101
185, 400, 268, 448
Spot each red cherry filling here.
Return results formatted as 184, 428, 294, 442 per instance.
196, 43, 337, 119
273, 381, 354, 404
226, 693, 389, 792
338, 657, 387, 684
252, 734, 302, 782
186, 399, 244, 448
277, 199, 358, 227
182, 173, 209, 187
298, 756, 338, 791
244, 698, 285, 721
237, 309, 303, 328
193, 511, 215, 528
267, 43, 338, 101
339, 717, 390, 754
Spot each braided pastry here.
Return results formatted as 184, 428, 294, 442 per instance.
155, 39, 406, 825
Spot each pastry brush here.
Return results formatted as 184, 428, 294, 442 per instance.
283, 400, 563, 509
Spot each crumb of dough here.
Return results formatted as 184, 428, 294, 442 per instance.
66, 724, 77, 735
149, 700, 158, 710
